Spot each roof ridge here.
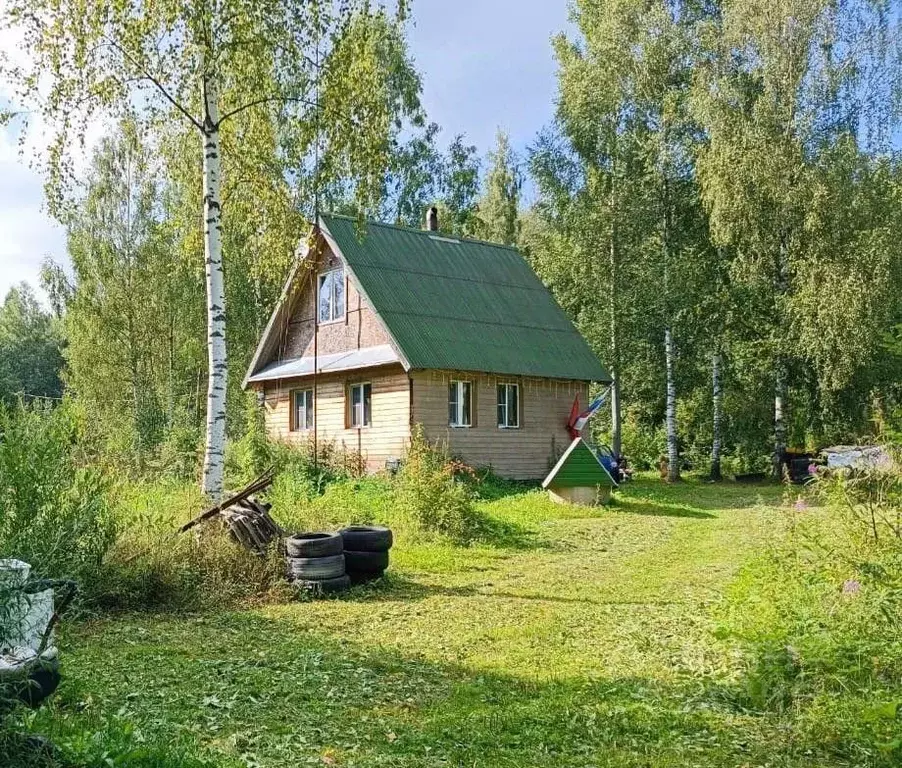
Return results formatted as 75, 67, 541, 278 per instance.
320, 213, 523, 252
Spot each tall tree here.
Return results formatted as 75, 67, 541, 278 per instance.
0, 285, 65, 403
2, 1, 422, 497
63, 122, 190, 462
478, 130, 522, 246
546, 0, 706, 479
692, 0, 899, 475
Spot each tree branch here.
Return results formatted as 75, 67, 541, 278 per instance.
102, 36, 203, 132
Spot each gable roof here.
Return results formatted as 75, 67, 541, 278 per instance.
542, 438, 617, 489
319, 215, 610, 382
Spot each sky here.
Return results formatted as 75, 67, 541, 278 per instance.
0, 0, 571, 302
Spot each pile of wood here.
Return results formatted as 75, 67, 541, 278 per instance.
222, 496, 282, 554
178, 470, 282, 554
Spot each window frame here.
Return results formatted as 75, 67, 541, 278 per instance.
290, 388, 314, 432
448, 379, 473, 428
497, 382, 520, 429
317, 267, 346, 325
348, 381, 372, 429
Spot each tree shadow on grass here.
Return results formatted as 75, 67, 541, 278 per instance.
613, 496, 716, 519
620, 477, 783, 512
38, 611, 840, 768
348, 574, 683, 608
469, 508, 545, 550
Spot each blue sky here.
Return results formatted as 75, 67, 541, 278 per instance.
0, 1, 571, 301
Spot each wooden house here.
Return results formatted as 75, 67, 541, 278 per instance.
243, 213, 611, 479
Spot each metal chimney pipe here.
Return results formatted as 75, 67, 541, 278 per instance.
426, 206, 438, 232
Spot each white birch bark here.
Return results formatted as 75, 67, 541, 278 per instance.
200, 71, 227, 499
664, 326, 679, 482
773, 364, 787, 479
772, 237, 789, 479
710, 350, 722, 480
608, 173, 622, 458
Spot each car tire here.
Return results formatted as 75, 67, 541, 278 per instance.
339, 526, 393, 552
344, 549, 389, 576
293, 574, 351, 595
285, 532, 343, 558
286, 553, 345, 581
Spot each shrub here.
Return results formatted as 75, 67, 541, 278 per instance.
393, 426, 479, 542
0, 400, 116, 595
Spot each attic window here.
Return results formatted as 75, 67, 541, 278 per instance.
318, 268, 345, 323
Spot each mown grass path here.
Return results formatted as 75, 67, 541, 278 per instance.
39, 478, 814, 767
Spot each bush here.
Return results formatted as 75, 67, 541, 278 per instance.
0, 400, 116, 596
393, 426, 479, 542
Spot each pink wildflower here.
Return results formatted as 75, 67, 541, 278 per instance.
842, 578, 861, 596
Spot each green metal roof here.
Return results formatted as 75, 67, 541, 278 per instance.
542, 438, 617, 489
321, 215, 610, 382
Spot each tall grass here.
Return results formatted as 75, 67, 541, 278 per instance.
720, 469, 902, 763
0, 400, 116, 596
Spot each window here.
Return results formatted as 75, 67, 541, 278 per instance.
291, 389, 314, 431
497, 383, 519, 428
448, 380, 472, 427
349, 382, 372, 428
318, 268, 345, 323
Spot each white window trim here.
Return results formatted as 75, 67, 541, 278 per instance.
497, 382, 520, 429
318, 268, 345, 325
349, 381, 372, 429
291, 388, 314, 431
449, 379, 472, 428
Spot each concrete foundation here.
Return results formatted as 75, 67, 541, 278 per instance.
547, 485, 611, 506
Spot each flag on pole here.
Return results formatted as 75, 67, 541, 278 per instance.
566, 395, 581, 439
573, 389, 609, 433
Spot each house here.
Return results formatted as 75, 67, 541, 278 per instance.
242, 212, 611, 480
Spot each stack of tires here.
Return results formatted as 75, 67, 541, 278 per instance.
284, 532, 349, 595
339, 526, 393, 584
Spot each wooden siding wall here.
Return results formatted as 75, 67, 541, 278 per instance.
411, 371, 589, 480
262, 365, 410, 472
277, 245, 391, 361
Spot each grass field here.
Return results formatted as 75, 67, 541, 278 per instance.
25, 477, 832, 767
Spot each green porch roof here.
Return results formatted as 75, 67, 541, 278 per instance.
321, 215, 610, 382
542, 438, 617, 489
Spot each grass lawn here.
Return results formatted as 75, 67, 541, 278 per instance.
31, 477, 823, 767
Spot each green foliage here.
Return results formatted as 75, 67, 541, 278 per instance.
0, 400, 116, 593
0, 285, 64, 404
392, 426, 479, 542
98, 480, 285, 611
476, 130, 522, 245
719, 468, 902, 761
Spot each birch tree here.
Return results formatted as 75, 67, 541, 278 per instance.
692, 0, 897, 475
1, 1, 421, 497
478, 130, 522, 246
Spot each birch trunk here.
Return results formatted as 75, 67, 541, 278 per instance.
710, 350, 722, 481
772, 236, 789, 480
664, 326, 680, 482
201, 72, 227, 499
608, 176, 622, 458
773, 363, 787, 479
